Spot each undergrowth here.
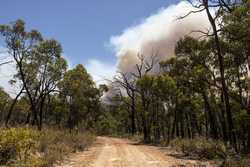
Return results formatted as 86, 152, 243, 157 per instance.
168, 138, 250, 166
169, 138, 227, 159
0, 127, 95, 167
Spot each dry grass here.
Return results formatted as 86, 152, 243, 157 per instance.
0, 127, 95, 167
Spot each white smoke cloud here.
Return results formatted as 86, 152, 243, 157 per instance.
0, 48, 19, 97
110, 1, 210, 73
0, 63, 17, 95
85, 59, 116, 85
62, 53, 73, 69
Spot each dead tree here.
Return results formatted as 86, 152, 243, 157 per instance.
114, 72, 137, 135
131, 53, 159, 142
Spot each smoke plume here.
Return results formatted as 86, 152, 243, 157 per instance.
109, 1, 210, 74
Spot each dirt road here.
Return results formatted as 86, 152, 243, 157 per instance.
59, 137, 216, 167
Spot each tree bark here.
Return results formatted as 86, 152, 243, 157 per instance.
202, 91, 218, 139
38, 96, 46, 130
219, 92, 228, 142
131, 91, 136, 135
5, 87, 24, 127
203, 0, 236, 147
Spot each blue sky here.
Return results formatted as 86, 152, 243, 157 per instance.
1, 0, 210, 95
0, 0, 179, 67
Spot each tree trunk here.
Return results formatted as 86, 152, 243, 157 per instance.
247, 100, 250, 150
131, 91, 136, 135
31, 104, 38, 126
203, 0, 236, 148
5, 87, 23, 127
202, 91, 218, 139
38, 96, 46, 130
172, 107, 177, 138
219, 92, 228, 142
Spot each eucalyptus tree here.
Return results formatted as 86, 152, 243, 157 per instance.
28, 39, 67, 129
0, 20, 67, 129
180, 0, 242, 148
59, 64, 100, 131
222, 0, 250, 149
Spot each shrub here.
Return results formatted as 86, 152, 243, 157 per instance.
0, 128, 95, 167
39, 130, 95, 167
221, 155, 250, 167
169, 138, 227, 159
0, 128, 41, 166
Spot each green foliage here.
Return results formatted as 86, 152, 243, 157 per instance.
0, 128, 41, 167
95, 103, 129, 135
233, 109, 250, 129
59, 64, 101, 130
154, 75, 177, 100
0, 88, 10, 110
95, 113, 119, 135
0, 88, 11, 121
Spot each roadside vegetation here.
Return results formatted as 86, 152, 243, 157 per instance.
0, 128, 94, 167
0, 0, 250, 166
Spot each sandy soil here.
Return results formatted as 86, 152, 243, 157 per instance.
58, 137, 218, 167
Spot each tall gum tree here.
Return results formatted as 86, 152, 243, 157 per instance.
0, 20, 67, 129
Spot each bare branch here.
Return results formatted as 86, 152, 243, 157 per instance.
0, 60, 13, 66
178, 8, 206, 20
